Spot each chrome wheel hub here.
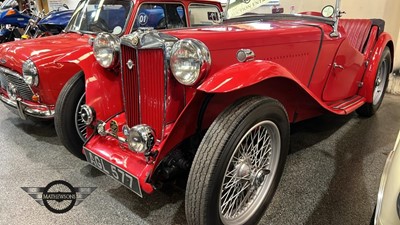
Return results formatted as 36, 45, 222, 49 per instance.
235, 160, 252, 179
219, 120, 281, 225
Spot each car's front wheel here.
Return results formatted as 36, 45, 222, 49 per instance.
185, 96, 289, 225
54, 71, 87, 160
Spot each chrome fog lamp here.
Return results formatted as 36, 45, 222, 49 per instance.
93, 32, 120, 68
124, 125, 155, 153
170, 38, 211, 86
80, 104, 95, 125
22, 59, 39, 86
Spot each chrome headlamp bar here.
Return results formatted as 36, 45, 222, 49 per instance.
120, 28, 178, 50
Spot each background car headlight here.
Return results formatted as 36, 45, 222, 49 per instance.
22, 59, 39, 86
170, 39, 211, 86
93, 32, 120, 68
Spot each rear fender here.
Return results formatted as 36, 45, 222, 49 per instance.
359, 32, 394, 102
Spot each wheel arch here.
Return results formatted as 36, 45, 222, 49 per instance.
359, 32, 393, 103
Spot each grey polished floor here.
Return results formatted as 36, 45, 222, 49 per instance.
0, 95, 399, 225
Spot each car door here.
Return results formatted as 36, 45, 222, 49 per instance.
322, 37, 366, 102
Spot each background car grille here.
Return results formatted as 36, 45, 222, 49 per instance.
121, 45, 165, 139
0, 67, 33, 100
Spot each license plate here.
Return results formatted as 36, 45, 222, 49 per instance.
84, 148, 142, 197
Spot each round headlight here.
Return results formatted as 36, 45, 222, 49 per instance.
170, 39, 211, 86
93, 32, 120, 68
22, 59, 39, 86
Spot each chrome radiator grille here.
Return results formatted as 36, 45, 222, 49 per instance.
0, 67, 33, 100
121, 45, 165, 139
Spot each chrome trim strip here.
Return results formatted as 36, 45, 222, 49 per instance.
163, 50, 168, 138
119, 49, 127, 117
136, 46, 141, 124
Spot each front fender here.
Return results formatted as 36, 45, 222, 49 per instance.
359, 32, 393, 102
198, 60, 303, 93
198, 60, 353, 116
58, 48, 124, 123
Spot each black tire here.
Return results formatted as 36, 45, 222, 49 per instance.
357, 47, 391, 117
54, 71, 86, 160
185, 96, 290, 225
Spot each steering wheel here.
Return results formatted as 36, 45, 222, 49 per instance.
88, 18, 109, 32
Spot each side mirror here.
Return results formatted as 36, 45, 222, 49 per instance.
321, 5, 334, 18
63, 4, 69, 9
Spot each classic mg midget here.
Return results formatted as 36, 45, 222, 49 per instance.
0, 0, 220, 127
62, 0, 392, 224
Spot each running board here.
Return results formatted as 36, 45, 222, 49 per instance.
327, 95, 366, 114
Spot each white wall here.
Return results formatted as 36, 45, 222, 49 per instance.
279, 0, 400, 68
46, 0, 78, 11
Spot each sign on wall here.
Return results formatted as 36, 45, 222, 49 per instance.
46, 0, 78, 11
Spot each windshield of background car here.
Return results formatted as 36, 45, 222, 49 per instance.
66, 0, 132, 35
133, 3, 187, 30
226, 0, 336, 20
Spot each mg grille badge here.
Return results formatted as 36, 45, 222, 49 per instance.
0, 58, 6, 64
110, 120, 118, 136
126, 59, 134, 70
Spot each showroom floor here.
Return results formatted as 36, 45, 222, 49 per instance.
0, 95, 399, 225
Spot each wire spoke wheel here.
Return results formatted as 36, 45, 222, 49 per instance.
219, 121, 280, 225
373, 59, 388, 106
185, 96, 289, 225
74, 93, 87, 141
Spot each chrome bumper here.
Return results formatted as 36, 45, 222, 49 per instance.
0, 94, 54, 119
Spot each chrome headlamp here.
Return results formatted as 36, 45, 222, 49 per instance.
93, 32, 120, 68
123, 125, 155, 153
22, 59, 39, 86
170, 38, 211, 86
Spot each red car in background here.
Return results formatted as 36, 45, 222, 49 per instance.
57, 0, 394, 224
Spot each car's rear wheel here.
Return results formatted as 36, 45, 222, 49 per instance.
357, 47, 391, 117
54, 71, 86, 160
185, 96, 289, 225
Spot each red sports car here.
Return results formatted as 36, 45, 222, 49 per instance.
61, 0, 393, 224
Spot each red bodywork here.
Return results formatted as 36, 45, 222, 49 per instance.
81, 14, 394, 196
0, 0, 223, 119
